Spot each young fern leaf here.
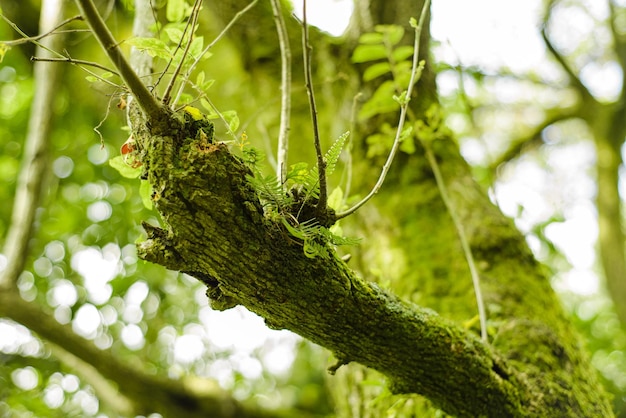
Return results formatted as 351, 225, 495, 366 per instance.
325, 131, 350, 176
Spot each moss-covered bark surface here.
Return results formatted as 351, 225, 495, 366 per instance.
131, 111, 613, 417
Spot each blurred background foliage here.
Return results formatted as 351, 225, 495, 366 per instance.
0, 0, 625, 416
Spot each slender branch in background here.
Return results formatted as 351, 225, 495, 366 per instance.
301, 0, 328, 211
31, 55, 118, 75
342, 92, 362, 206
0, 14, 83, 46
424, 144, 488, 341
608, 0, 626, 104
270, 0, 292, 184
541, 5, 593, 101
336, 0, 431, 220
172, 0, 260, 106
74, 0, 167, 123
162, 0, 203, 106
0, 0, 66, 290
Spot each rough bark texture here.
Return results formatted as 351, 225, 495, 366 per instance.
129, 106, 612, 416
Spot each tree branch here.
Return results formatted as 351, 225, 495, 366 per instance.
270, 0, 292, 185
0, 0, 65, 291
300, 0, 328, 212
541, 3, 594, 102
73, 0, 168, 127
488, 108, 580, 169
129, 114, 614, 416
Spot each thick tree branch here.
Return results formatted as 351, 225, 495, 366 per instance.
131, 114, 612, 416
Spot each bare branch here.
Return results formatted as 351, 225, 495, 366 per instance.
0, 14, 83, 46
270, 0, 292, 185
541, 4, 594, 102
30, 55, 118, 75
301, 0, 328, 211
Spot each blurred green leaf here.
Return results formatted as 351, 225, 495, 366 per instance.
363, 62, 391, 81
109, 156, 141, 179
352, 44, 387, 63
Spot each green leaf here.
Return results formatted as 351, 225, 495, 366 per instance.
109, 156, 141, 179
358, 80, 399, 119
222, 110, 240, 132
126, 37, 171, 60
392, 45, 414, 62
363, 62, 391, 81
286, 162, 310, 183
0, 43, 10, 63
325, 131, 350, 176
164, 27, 185, 44
409, 17, 418, 28
352, 44, 387, 63
327, 187, 344, 211
376, 24, 404, 46
358, 32, 384, 44
166, 0, 189, 22
139, 180, 153, 210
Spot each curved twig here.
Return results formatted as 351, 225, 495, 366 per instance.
336, 1, 430, 220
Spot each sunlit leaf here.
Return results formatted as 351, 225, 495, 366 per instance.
140, 180, 153, 210
392, 45, 414, 62
166, 0, 189, 22
352, 44, 387, 63
109, 156, 141, 178
126, 37, 171, 60
363, 62, 391, 81
358, 32, 384, 44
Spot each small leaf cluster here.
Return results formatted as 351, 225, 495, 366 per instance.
242, 132, 358, 259
352, 25, 421, 120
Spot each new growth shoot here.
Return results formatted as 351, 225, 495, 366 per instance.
335, 0, 431, 220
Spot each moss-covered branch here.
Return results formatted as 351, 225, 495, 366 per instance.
131, 110, 611, 416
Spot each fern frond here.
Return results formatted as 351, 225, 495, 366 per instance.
325, 131, 350, 176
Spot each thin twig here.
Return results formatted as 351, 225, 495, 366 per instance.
74, 0, 166, 123
162, 0, 202, 106
424, 144, 488, 342
301, 0, 327, 210
31, 56, 118, 75
0, 14, 83, 46
336, 0, 430, 220
270, 0, 292, 184
342, 92, 362, 206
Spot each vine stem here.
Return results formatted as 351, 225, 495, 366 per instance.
423, 144, 488, 342
336, 0, 431, 220
74, 0, 167, 123
301, 0, 327, 211
270, 0, 292, 185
